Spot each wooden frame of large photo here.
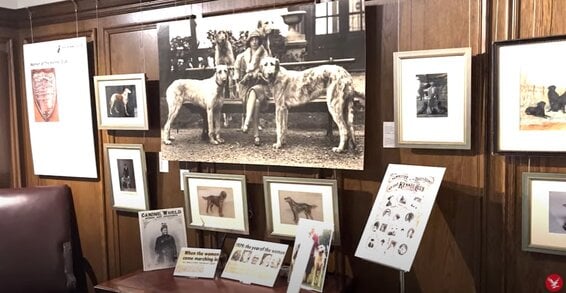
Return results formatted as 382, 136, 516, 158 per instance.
493, 35, 566, 153
394, 47, 471, 149
183, 172, 249, 234
263, 176, 340, 244
158, 0, 366, 170
522, 172, 566, 256
105, 143, 149, 212
94, 73, 148, 130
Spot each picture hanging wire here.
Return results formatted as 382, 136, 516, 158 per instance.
95, 0, 99, 36
494, 0, 498, 41
468, 0, 471, 48
397, 0, 400, 51
532, 0, 536, 38
138, 0, 146, 74
26, 7, 34, 43
528, 157, 531, 173
70, 0, 78, 38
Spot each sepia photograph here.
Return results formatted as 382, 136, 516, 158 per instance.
263, 176, 340, 243
522, 172, 566, 256
158, 0, 366, 170
394, 47, 471, 149
495, 35, 566, 152
94, 73, 148, 130
139, 208, 188, 271
105, 143, 149, 212
183, 172, 249, 234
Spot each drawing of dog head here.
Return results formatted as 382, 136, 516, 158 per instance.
283, 196, 293, 204
215, 65, 229, 85
260, 56, 280, 83
218, 190, 227, 199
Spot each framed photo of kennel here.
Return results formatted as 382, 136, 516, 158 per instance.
183, 172, 249, 234
105, 143, 149, 212
263, 176, 340, 244
494, 35, 566, 153
522, 172, 566, 256
394, 47, 471, 149
94, 73, 148, 130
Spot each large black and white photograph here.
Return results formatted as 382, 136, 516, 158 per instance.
138, 208, 188, 271
158, 0, 366, 170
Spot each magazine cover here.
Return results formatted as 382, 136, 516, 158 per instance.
288, 218, 334, 293
355, 164, 446, 271
138, 208, 188, 271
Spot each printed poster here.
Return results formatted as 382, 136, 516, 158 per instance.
23, 37, 97, 178
355, 164, 445, 271
173, 247, 221, 279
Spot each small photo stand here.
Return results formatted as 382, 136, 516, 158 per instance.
105, 143, 149, 212
183, 172, 249, 234
94, 73, 148, 130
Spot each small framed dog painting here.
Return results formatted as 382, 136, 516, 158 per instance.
494, 36, 566, 153
522, 172, 566, 256
394, 47, 471, 149
183, 172, 249, 234
94, 73, 148, 130
105, 143, 149, 212
263, 176, 340, 244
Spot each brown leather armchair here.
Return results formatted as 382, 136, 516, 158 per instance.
0, 185, 94, 292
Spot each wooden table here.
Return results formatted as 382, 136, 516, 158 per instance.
94, 268, 350, 293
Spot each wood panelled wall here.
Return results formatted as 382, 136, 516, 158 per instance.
1, 0, 565, 292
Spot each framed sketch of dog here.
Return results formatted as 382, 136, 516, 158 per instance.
183, 172, 249, 234
494, 36, 566, 153
94, 73, 148, 130
263, 176, 340, 244
394, 47, 471, 149
522, 172, 566, 256
104, 143, 149, 212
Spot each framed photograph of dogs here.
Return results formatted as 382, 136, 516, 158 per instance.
158, 1, 366, 170
522, 172, 566, 256
104, 143, 149, 212
183, 172, 249, 234
263, 176, 340, 244
394, 47, 471, 149
494, 36, 566, 153
94, 73, 148, 130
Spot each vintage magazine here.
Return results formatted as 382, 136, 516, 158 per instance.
138, 208, 188, 271
287, 219, 334, 293
221, 238, 288, 287
355, 164, 446, 271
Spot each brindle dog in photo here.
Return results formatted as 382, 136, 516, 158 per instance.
202, 190, 228, 217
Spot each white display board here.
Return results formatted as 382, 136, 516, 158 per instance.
23, 37, 97, 178
174, 247, 221, 279
355, 164, 445, 271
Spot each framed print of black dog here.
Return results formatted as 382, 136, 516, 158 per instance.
158, 1, 366, 170
494, 35, 566, 152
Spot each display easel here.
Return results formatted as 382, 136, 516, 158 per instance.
399, 270, 405, 293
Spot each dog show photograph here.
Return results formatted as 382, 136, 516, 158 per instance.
158, 1, 366, 170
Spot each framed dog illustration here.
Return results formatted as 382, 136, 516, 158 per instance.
105, 143, 149, 212
263, 176, 340, 244
494, 35, 566, 153
94, 73, 148, 130
183, 172, 249, 234
394, 47, 471, 149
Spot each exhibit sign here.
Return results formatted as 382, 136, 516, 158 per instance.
23, 37, 97, 178
173, 247, 221, 279
355, 164, 445, 271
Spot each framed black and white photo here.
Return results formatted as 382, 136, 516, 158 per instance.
94, 73, 148, 130
139, 208, 188, 271
263, 176, 340, 244
394, 47, 471, 149
105, 143, 149, 212
522, 172, 566, 256
494, 36, 566, 153
183, 172, 249, 234
158, 1, 366, 170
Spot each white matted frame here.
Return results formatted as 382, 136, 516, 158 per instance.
494, 36, 566, 153
394, 47, 471, 149
94, 73, 148, 130
183, 172, 249, 234
522, 172, 566, 256
263, 176, 340, 244
105, 143, 149, 212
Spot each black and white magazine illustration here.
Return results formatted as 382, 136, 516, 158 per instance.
158, 0, 366, 170
355, 164, 445, 271
138, 208, 188, 271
